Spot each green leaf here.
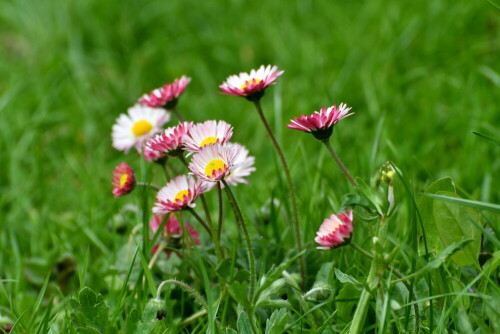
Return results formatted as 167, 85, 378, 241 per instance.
423, 193, 500, 214
472, 131, 500, 146
418, 177, 456, 256
265, 309, 288, 334
70, 287, 110, 333
237, 309, 252, 334
125, 309, 140, 334
134, 303, 159, 334
433, 191, 481, 266
225, 329, 238, 334
336, 283, 361, 322
228, 281, 251, 310
334, 268, 362, 287
315, 262, 333, 284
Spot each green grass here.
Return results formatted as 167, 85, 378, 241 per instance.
0, 0, 499, 332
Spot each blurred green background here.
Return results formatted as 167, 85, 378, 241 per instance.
0, 0, 498, 322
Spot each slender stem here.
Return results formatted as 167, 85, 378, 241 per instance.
160, 160, 170, 180
217, 182, 224, 240
221, 179, 256, 300
136, 181, 160, 191
148, 243, 165, 269
156, 279, 208, 310
350, 216, 387, 334
171, 107, 185, 122
253, 100, 305, 287
187, 208, 212, 237
200, 193, 223, 261
322, 139, 358, 187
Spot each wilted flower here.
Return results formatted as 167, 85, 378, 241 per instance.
287, 104, 353, 141
153, 175, 203, 214
112, 104, 170, 153
188, 143, 238, 182
112, 162, 135, 197
140, 76, 191, 109
182, 120, 233, 154
149, 214, 200, 258
219, 65, 284, 101
146, 121, 192, 156
315, 209, 353, 249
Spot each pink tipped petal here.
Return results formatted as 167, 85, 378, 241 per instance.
219, 65, 284, 99
140, 76, 191, 108
315, 209, 353, 249
188, 143, 238, 182
153, 175, 203, 213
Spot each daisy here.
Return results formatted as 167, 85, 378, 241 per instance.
140, 75, 191, 109
146, 122, 192, 156
315, 209, 353, 249
153, 175, 203, 214
219, 65, 284, 101
149, 214, 200, 258
112, 162, 135, 197
188, 143, 238, 182
112, 104, 170, 153
182, 120, 233, 154
287, 103, 353, 141
223, 142, 256, 186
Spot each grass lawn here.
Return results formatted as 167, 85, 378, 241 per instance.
0, 0, 499, 332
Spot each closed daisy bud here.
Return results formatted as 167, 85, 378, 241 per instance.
146, 298, 168, 320
153, 175, 203, 214
188, 143, 238, 182
315, 209, 353, 249
112, 162, 135, 197
287, 104, 353, 141
112, 104, 170, 153
182, 120, 233, 154
140, 76, 191, 109
219, 65, 284, 102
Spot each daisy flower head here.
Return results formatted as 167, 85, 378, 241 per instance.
188, 143, 238, 182
112, 104, 170, 153
182, 120, 233, 154
153, 175, 203, 214
140, 75, 191, 109
112, 162, 135, 197
287, 103, 353, 141
146, 122, 193, 157
223, 142, 256, 187
219, 65, 284, 101
149, 214, 200, 258
315, 209, 353, 249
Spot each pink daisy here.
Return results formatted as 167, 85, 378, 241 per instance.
112, 104, 170, 153
139, 75, 191, 109
188, 143, 238, 182
146, 122, 193, 156
219, 65, 284, 101
153, 175, 203, 214
112, 162, 135, 197
315, 209, 353, 249
223, 142, 256, 186
287, 104, 353, 141
182, 120, 233, 154
149, 214, 200, 258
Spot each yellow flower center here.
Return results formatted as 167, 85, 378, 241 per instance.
205, 159, 226, 177
240, 78, 262, 91
199, 136, 218, 147
119, 173, 129, 188
174, 189, 189, 202
132, 120, 153, 137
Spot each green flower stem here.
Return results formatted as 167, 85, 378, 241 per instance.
350, 216, 387, 334
136, 182, 160, 191
217, 182, 224, 243
156, 279, 208, 310
221, 178, 256, 300
187, 208, 212, 238
148, 242, 165, 269
253, 100, 305, 287
171, 107, 185, 122
322, 139, 358, 188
